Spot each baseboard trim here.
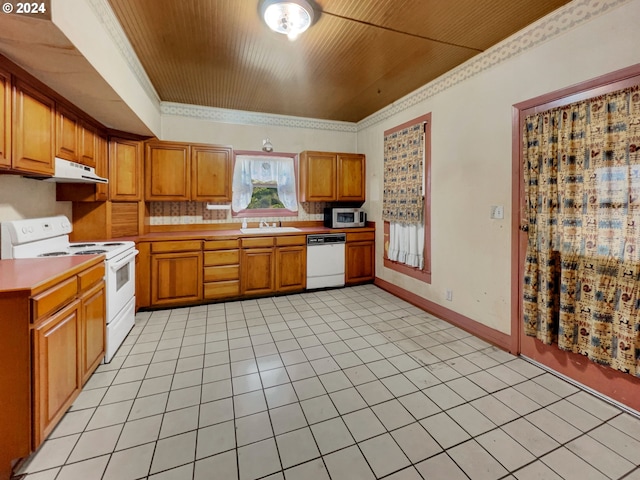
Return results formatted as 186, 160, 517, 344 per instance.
374, 277, 512, 352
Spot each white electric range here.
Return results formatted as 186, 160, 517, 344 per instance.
1, 215, 137, 362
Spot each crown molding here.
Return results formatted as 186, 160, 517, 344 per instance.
357, 0, 632, 130
161, 102, 358, 133
86, 0, 161, 105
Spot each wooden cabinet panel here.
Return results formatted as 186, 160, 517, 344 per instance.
276, 246, 306, 292
109, 136, 142, 201
241, 248, 275, 295
204, 249, 239, 266
55, 105, 79, 161
151, 251, 203, 305
32, 300, 81, 446
12, 79, 55, 175
31, 276, 77, 322
338, 153, 365, 202
0, 67, 10, 168
345, 241, 375, 285
145, 142, 190, 201
78, 121, 97, 168
299, 151, 336, 202
204, 265, 239, 282
204, 280, 240, 299
80, 282, 105, 384
191, 144, 232, 201
151, 240, 202, 253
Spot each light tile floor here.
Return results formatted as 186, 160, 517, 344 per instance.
18, 285, 640, 480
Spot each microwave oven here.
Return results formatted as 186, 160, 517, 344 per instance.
324, 207, 367, 228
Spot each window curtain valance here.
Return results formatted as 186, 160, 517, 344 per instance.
522, 85, 640, 376
232, 155, 298, 212
382, 123, 424, 225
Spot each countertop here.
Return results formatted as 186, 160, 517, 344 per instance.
131, 225, 375, 242
0, 255, 104, 294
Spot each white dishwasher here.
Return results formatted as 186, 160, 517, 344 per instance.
306, 233, 346, 289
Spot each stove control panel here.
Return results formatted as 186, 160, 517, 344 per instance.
1, 215, 72, 245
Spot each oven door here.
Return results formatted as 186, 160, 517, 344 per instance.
105, 248, 138, 323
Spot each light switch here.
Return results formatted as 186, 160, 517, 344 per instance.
490, 205, 504, 219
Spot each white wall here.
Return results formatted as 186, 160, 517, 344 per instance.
358, 0, 640, 334
0, 176, 71, 222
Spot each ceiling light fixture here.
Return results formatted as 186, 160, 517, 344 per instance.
261, 0, 315, 41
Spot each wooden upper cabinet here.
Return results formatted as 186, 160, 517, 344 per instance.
12, 79, 55, 175
337, 153, 365, 202
55, 105, 79, 162
109, 136, 142, 201
0, 68, 10, 169
145, 141, 190, 201
299, 151, 337, 202
299, 151, 366, 203
191, 144, 232, 202
78, 121, 97, 168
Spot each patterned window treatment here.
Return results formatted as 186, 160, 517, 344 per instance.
231, 155, 298, 212
522, 86, 640, 376
383, 123, 424, 225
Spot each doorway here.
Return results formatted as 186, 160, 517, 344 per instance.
511, 65, 640, 413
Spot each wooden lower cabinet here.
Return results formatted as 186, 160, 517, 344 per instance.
276, 236, 306, 292
241, 247, 275, 296
151, 244, 203, 306
80, 281, 106, 384
345, 232, 375, 285
32, 300, 81, 447
203, 239, 240, 300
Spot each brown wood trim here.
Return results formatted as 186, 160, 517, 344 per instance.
510, 105, 522, 357
375, 277, 512, 352
383, 113, 431, 137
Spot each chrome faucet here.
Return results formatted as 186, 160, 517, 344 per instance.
259, 219, 269, 229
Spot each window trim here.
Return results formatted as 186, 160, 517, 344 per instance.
383, 113, 432, 284
231, 150, 299, 218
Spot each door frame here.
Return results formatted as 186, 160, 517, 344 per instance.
511, 63, 640, 412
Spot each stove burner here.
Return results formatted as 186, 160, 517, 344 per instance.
75, 250, 108, 255
102, 243, 125, 247
38, 251, 69, 257
70, 243, 97, 248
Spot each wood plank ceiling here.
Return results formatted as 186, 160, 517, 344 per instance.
108, 0, 571, 123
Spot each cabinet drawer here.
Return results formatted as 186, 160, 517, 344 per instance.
242, 237, 274, 248
204, 239, 240, 250
204, 280, 240, 299
276, 235, 306, 246
346, 231, 375, 242
77, 263, 105, 292
151, 240, 201, 253
32, 277, 78, 322
204, 265, 239, 282
204, 249, 239, 266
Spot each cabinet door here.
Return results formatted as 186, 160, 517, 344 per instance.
0, 67, 10, 168
78, 121, 97, 168
80, 281, 105, 384
109, 136, 142, 201
345, 241, 375, 285
55, 105, 79, 162
242, 248, 275, 295
145, 142, 190, 201
33, 300, 81, 446
94, 134, 109, 201
337, 153, 366, 202
191, 144, 233, 201
151, 251, 203, 306
300, 151, 337, 201
12, 79, 55, 175
276, 246, 306, 292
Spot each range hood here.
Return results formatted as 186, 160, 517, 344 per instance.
29, 157, 108, 184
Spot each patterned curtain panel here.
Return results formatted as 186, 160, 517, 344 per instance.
382, 123, 424, 225
522, 86, 640, 376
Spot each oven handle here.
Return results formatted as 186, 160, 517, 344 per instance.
109, 249, 139, 272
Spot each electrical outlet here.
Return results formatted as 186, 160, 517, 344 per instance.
445, 289, 453, 301
490, 205, 504, 219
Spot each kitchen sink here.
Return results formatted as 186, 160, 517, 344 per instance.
240, 227, 302, 234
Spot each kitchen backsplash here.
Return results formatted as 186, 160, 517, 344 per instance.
148, 201, 327, 225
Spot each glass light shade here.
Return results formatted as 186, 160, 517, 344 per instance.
262, 1, 314, 40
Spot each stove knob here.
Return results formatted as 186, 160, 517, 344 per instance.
28, 226, 34, 233
21, 227, 28, 234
